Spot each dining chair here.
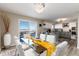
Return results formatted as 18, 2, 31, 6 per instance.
46, 35, 56, 44
15, 37, 39, 56
40, 41, 68, 56
52, 41, 68, 56
15, 45, 25, 56
40, 34, 46, 41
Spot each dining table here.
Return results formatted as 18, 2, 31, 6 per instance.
26, 36, 56, 56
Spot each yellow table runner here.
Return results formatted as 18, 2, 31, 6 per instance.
33, 40, 56, 56
26, 36, 56, 56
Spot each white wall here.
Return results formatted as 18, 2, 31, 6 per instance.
55, 22, 76, 32
77, 17, 79, 49
63, 22, 76, 32
69, 22, 76, 29
9, 15, 19, 46
55, 24, 63, 29
43, 22, 53, 29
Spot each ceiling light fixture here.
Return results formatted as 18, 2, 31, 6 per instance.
34, 3, 45, 13
56, 18, 67, 22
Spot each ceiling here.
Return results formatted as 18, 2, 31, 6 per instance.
0, 3, 79, 21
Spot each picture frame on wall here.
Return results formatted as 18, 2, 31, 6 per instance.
63, 23, 69, 27
72, 27, 76, 30
39, 24, 42, 27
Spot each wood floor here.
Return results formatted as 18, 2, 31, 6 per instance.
59, 45, 79, 56
59, 39, 79, 56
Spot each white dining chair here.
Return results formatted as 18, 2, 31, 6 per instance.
15, 45, 25, 56
40, 34, 46, 41
16, 44, 39, 56
52, 41, 68, 56
15, 37, 38, 56
46, 35, 56, 44
40, 41, 68, 56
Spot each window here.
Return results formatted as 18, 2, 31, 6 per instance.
20, 20, 37, 34
20, 21, 29, 30
19, 19, 37, 46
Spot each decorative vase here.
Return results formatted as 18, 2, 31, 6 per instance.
4, 32, 11, 48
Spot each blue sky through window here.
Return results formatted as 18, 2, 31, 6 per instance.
20, 21, 29, 30
20, 20, 37, 30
